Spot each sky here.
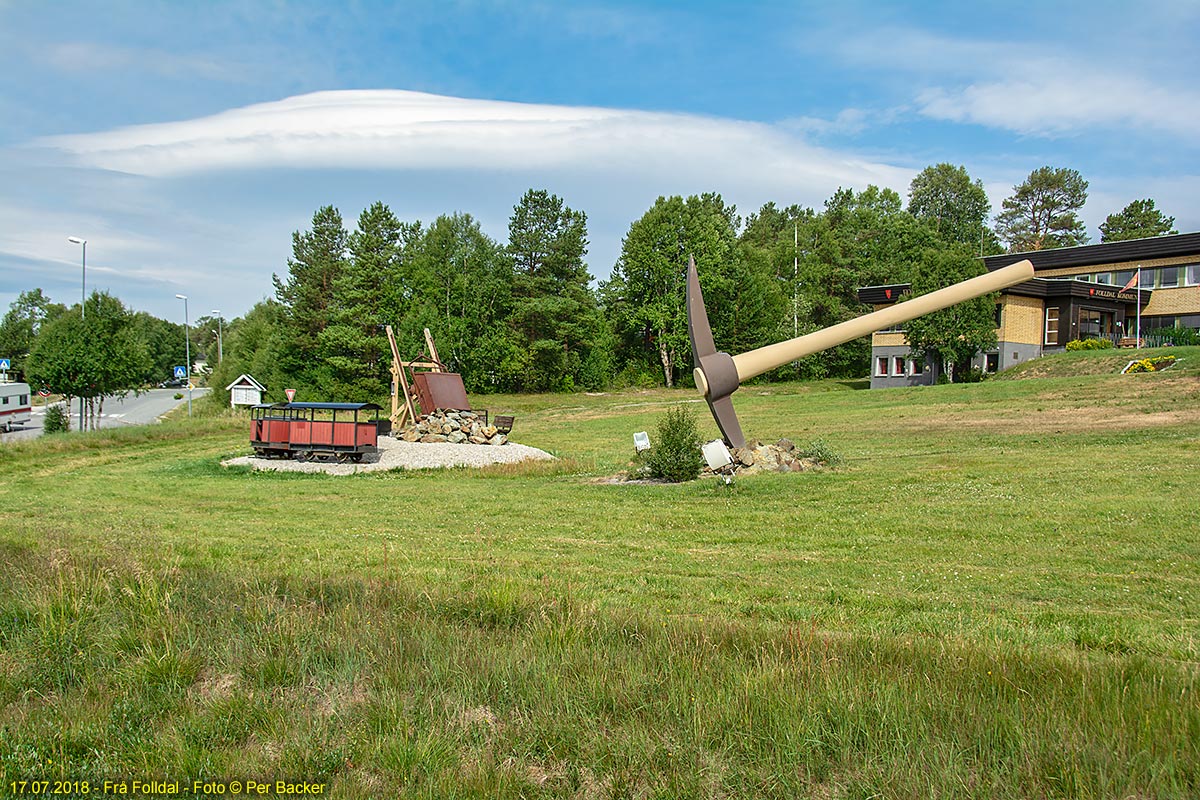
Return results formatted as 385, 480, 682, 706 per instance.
1, 1, 1198, 323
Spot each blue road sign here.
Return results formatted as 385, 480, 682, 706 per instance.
173, 366, 187, 378
0, 358, 10, 370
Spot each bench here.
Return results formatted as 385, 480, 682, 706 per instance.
1118, 337, 1143, 348
493, 415, 514, 435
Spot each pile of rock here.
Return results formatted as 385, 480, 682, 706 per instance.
703, 438, 824, 477
397, 409, 509, 446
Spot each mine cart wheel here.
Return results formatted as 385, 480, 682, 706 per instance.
254, 448, 266, 457
295, 451, 310, 462
336, 452, 351, 464
353, 453, 364, 463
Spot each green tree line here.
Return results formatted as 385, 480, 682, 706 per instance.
1, 166, 1181, 413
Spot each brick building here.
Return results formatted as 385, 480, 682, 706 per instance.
860, 232, 1200, 388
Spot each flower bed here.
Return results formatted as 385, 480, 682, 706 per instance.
1122, 355, 1177, 374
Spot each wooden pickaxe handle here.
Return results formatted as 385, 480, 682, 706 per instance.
690, 258, 1035, 448
732, 259, 1034, 382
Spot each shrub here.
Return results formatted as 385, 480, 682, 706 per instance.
956, 367, 987, 383
1146, 326, 1200, 347
799, 438, 842, 467
1066, 338, 1114, 351
42, 404, 70, 434
643, 405, 705, 483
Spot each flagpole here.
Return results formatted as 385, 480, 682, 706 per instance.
1136, 266, 1142, 349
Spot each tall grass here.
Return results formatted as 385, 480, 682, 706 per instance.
1, 548, 1195, 798
1, 353, 1198, 797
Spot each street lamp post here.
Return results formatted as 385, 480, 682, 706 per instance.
67, 236, 87, 430
176, 294, 192, 417
211, 310, 223, 364
67, 237, 86, 319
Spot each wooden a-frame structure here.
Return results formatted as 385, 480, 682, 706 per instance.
385, 326, 446, 428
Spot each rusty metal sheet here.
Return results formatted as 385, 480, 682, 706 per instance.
413, 372, 470, 414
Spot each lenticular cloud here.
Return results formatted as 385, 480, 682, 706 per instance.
36, 89, 910, 193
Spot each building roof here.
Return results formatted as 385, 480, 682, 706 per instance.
859, 278, 1150, 306
225, 373, 266, 392
983, 232, 1200, 272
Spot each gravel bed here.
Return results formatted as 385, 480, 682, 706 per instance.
222, 435, 556, 475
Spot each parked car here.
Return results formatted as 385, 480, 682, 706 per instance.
158, 377, 187, 388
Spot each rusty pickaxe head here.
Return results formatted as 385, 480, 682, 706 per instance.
687, 256, 747, 448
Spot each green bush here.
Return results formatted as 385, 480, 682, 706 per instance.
1146, 326, 1200, 347
956, 366, 987, 383
643, 405, 705, 483
42, 403, 70, 434
799, 438, 842, 467
1066, 338, 1114, 351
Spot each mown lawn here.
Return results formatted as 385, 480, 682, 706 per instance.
1, 348, 1197, 798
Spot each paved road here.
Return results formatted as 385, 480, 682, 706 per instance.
0, 387, 210, 443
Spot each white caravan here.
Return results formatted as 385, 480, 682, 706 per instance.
0, 382, 32, 431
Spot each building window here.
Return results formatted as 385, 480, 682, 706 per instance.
1093, 272, 1113, 285
1158, 266, 1179, 288
1116, 269, 1136, 288
994, 303, 1003, 329
910, 360, 924, 375
1045, 307, 1059, 345
875, 357, 889, 377
894, 356, 907, 376
1186, 264, 1200, 287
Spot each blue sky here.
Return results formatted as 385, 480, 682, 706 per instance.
2, 1, 1197, 322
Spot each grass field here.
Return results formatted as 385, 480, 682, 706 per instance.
1, 347, 1198, 798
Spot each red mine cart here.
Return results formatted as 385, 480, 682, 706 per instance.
250, 402, 388, 462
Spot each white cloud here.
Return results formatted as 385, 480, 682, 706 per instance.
826, 25, 1200, 140
35, 89, 915, 195
779, 108, 873, 138
42, 41, 244, 82
917, 74, 1200, 139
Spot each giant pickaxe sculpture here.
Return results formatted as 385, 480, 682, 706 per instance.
687, 257, 1036, 448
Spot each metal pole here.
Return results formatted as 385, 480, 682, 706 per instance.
81, 241, 86, 320
1136, 266, 1142, 349
81, 240, 86, 429
68, 237, 88, 429
212, 311, 223, 364
177, 294, 191, 417
793, 222, 798, 339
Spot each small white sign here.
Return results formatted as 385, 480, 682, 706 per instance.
633, 431, 650, 452
702, 439, 733, 471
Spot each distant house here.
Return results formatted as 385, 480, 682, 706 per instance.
860, 232, 1200, 388
225, 374, 267, 407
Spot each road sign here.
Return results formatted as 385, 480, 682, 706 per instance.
38, 388, 51, 397
173, 366, 187, 378
0, 358, 10, 370
187, 383, 196, 391
285, 388, 297, 402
